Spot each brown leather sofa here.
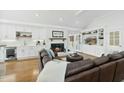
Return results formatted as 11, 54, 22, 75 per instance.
39, 49, 124, 82
65, 59, 99, 82
65, 53, 124, 82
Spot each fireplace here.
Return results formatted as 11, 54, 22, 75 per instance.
51, 43, 65, 52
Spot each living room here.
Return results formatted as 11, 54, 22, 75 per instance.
0, 10, 124, 82
1, 0, 124, 92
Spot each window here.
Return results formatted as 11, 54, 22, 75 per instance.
109, 31, 119, 46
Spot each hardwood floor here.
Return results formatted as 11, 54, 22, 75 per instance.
0, 58, 40, 82
0, 52, 96, 82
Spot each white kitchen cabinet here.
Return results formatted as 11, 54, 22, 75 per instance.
32, 28, 47, 40
38, 28, 47, 40
24, 26, 32, 33
7, 24, 16, 40
15, 25, 25, 32
0, 25, 2, 40
16, 46, 38, 60
1, 24, 7, 40
1, 24, 16, 40
16, 47, 24, 59
32, 28, 41, 40
32, 28, 39, 40
17, 46, 29, 59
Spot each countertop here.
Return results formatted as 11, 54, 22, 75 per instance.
0, 45, 7, 47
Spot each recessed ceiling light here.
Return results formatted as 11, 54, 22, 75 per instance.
59, 17, 64, 22
35, 13, 40, 17
76, 21, 79, 24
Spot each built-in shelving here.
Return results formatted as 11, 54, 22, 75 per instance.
82, 28, 104, 46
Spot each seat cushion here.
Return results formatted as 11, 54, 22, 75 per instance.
107, 53, 123, 61
99, 62, 116, 82
93, 56, 110, 66
65, 59, 94, 77
40, 49, 49, 57
119, 51, 124, 57
113, 58, 124, 81
65, 67, 99, 82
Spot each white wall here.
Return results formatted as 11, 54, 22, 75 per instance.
80, 11, 124, 56
0, 22, 73, 60
0, 23, 48, 47
0, 23, 70, 48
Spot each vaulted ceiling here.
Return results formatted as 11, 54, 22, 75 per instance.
0, 10, 115, 29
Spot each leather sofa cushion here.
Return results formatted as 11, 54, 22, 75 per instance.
113, 58, 124, 81
93, 56, 110, 66
99, 62, 116, 82
107, 53, 123, 61
119, 51, 124, 57
65, 67, 99, 82
42, 55, 52, 65
65, 59, 94, 77
40, 49, 49, 57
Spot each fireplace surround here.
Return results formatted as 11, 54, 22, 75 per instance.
51, 43, 65, 52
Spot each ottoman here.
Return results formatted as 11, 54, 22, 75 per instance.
66, 53, 83, 62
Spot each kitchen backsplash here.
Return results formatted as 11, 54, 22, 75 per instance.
0, 39, 44, 47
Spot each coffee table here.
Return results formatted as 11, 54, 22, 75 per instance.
66, 53, 83, 62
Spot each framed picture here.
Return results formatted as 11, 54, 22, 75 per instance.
52, 31, 64, 37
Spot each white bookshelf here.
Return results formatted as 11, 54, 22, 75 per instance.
82, 28, 104, 46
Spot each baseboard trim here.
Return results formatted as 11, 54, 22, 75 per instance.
17, 56, 39, 61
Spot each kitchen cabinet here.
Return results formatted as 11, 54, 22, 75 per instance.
0, 25, 2, 40
32, 28, 42, 40
32, 28, 47, 40
15, 26, 25, 32
16, 46, 38, 60
32, 28, 39, 40
0, 24, 47, 41
1, 24, 16, 40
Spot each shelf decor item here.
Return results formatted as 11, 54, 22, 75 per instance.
43, 40, 46, 45
52, 31, 64, 37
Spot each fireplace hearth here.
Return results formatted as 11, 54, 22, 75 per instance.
51, 43, 65, 52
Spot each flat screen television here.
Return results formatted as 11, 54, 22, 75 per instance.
85, 36, 97, 45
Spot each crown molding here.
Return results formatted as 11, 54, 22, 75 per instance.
0, 19, 81, 31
